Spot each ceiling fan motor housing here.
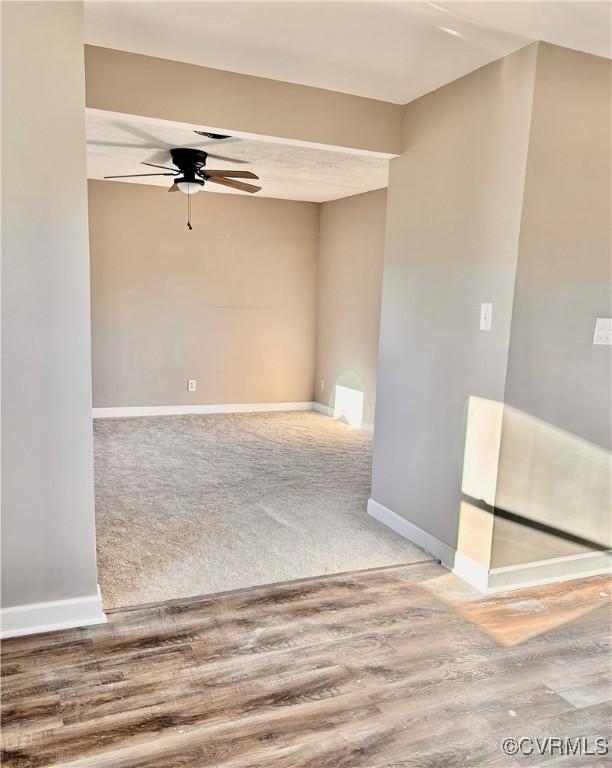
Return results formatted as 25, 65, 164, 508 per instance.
170, 148, 209, 174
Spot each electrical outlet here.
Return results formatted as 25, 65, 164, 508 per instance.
188, 379, 197, 392
480, 302, 492, 331
320, 379, 325, 391
594, 318, 612, 345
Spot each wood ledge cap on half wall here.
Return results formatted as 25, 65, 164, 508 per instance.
0, 587, 107, 639
367, 498, 612, 594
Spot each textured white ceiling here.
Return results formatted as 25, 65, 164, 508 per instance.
86, 110, 389, 202
83, 1, 610, 105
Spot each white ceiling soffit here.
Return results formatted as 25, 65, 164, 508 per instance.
86, 109, 389, 202
83, 1, 611, 106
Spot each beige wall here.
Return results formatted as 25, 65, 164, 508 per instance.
85, 46, 401, 155
371, 45, 538, 558
90, 181, 388, 416
492, 44, 612, 568
314, 189, 387, 427
89, 181, 319, 407
2, 2, 99, 607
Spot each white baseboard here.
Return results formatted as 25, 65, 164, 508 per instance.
313, 401, 334, 417
367, 498, 456, 566
452, 550, 490, 592
487, 550, 612, 593
367, 498, 611, 593
93, 401, 314, 418
1, 586, 107, 639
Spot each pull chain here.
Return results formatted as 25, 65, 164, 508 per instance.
187, 186, 193, 230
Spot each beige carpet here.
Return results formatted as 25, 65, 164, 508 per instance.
94, 411, 429, 608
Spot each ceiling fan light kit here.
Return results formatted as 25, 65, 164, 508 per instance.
103, 146, 261, 230
175, 179, 204, 195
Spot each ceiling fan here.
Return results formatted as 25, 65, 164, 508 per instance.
103, 147, 261, 230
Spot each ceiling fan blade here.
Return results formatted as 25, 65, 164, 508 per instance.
142, 162, 179, 172
89, 141, 164, 149
191, 137, 239, 149
112, 120, 171, 149
205, 152, 248, 165
144, 150, 173, 164
103, 172, 178, 179
205, 170, 258, 179
208, 176, 261, 194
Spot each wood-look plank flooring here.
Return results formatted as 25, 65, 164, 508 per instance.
1, 562, 610, 767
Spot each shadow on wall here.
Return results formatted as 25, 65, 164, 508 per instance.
459, 396, 612, 570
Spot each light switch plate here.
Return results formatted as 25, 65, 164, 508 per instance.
593, 317, 612, 345
480, 302, 492, 331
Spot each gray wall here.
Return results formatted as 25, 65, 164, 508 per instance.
1, 2, 99, 606
89, 180, 319, 408
492, 44, 612, 567
371, 41, 611, 572
315, 189, 387, 426
371, 45, 538, 560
